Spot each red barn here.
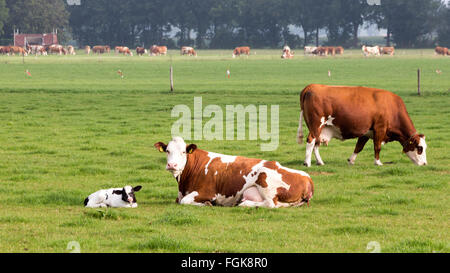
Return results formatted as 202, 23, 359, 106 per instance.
14, 31, 58, 47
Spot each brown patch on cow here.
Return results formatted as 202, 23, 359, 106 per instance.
255, 172, 268, 188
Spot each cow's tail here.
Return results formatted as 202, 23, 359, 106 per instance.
297, 110, 304, 145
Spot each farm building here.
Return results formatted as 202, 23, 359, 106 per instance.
13, 31, 58, 47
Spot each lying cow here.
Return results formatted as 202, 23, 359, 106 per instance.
232, 46, 250, 58
297, 84, 427, 167
154, 137, 314, 208
362, 45, 380, 56
84, 185, 142, 208
281, 45, 294, 59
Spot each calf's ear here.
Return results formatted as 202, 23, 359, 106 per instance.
154, 142, 167, 153
186, 144, 197, 154
133, 186, 142, 192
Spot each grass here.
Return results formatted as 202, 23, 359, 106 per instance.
0, 49, 448, 253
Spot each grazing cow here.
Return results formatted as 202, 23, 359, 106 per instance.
297, 84, 428, 167
48, 44, 67, 55
335, 46, 344, 55
27, 45, 47, 56
149, 45, 168, 56
304, 46, 317, 55
154, 137, 314, 208
380, 46, 395, 56
85, 45, 91, 54
9, 46, 28, 56
84, 185, 142, 208
281, 45, 294, 59
114, 46, 132, 56
93, 45, 109, 54
326, 46, 336, 56
67, 45, 76, 55
362, 45, 380, 56
312, 47, 329, 56
136, 47, 147, 56
181, 46, 197, 56
232, 46, 250, 58
435, 46, 448, 56
0, 46, 11, 55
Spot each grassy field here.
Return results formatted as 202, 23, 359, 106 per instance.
0, 49, 448, 253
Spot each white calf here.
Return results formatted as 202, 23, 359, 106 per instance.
84, 185, 142, 208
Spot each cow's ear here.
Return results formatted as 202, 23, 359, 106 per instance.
113, 190, 123, 195
133, 186, 142, 192
186, 144, 197, 154
154, 142, 167, 153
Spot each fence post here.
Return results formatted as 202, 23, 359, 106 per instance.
417, 69, 421, 96
170, 66, 174, 92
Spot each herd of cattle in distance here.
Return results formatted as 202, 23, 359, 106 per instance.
0, 43, 448, 58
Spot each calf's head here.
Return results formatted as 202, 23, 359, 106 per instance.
403, 134, 428, 166
113, 185, 142, 204
154, 137, 197, 179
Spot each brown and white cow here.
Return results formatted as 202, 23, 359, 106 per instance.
232, 46, 250, 58
297, 84, 428, 167
93, 45, 109, 54
0, 46, 10, 55
9, 46, 28, 56
115, 46, 133, 56
362, 45, 380, 56
380, 46, 395, 56
48, 44, 67, 55
181, 46, 197, 56
27, 45, 47, 56
335, 46, 344, 55
435, 46, 448, 56
136, 47, 147, 56
304, 46, 318, 55
149, 45, 168, 56
154, 137, 314, 208
281, 45, 294, 59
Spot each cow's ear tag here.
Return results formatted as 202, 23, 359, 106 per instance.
188, 148, 194, 154
410, 141, 413, 144
159, 147, 164, 153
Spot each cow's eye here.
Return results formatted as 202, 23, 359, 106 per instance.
417, 146, 423, 155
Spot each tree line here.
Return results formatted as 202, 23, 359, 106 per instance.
0, 0, 449, 49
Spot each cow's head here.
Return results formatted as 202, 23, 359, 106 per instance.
154, 137, 197, 179
403, 134, 427, 166
113, 185, 142, 204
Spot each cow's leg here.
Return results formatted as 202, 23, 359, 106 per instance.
313, 144, 325, 166
304, 135, 316, 167
179, 191, 213, 206
348, 136, 370, 165
373, 129, 386, 166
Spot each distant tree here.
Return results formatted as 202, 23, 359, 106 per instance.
5, 0, 69, 41
0, 0, 8, 37
436, 2, 450, 46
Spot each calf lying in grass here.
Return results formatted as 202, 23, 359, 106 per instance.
84, 186, 142, 208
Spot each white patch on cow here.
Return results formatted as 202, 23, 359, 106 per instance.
319, 116, 342, 145
204, 152, 237, 175
313, 146, 325, 165
405, 137, 428, 166
165, 137, 189, 179
180, 191, 204, 206
348, 153, 358, 165
304, 138, 316, 167
320, 116, 335, 128
214, 171, 218, 176
275, 162, 310, 178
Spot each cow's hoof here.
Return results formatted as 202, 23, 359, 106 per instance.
347, 159, 355, 165
204, 201, 213, 207
316, 161, 325, 166
303, 162, 311, 167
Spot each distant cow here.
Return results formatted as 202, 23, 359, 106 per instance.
84, 185, 142, 208
435, 46, 448, 56
85, 45, 91, 54
9, 46, 28, 56
150, 45, 167, 56
136, 47, 147, 56
232, 46, 250, 58
155, 137, 314, 208
93, 45, 109, 54
181, 46, 197, 56
297, 84, 428, 167
304, 46, 317, 55
67, 45, 76, 55
48, 44, 67, 55
312, 47, 328, 56
27, 45, 47, 56
380, 46, 395, 56
115, 46, 133, 56
281, 45, 294, 59
334, 46, 344, 55
362, 45, 380, 56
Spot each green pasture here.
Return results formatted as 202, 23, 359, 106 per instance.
0, 49, 448, 253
